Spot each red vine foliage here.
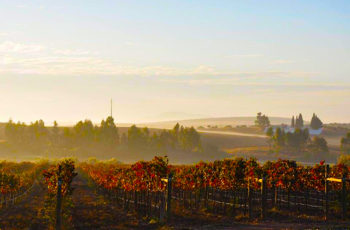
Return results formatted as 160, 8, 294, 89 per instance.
42, 159, 77, 196
82, 157, 350, 193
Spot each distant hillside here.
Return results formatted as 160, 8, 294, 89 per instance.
0, 123, 6, 139
138, 116, 293, 129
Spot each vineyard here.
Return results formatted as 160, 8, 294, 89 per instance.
0, 157, 349, 229
81, 157, 350, 223
0, 161, 47, 208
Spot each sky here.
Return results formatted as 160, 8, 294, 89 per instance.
0, 0, 349, 124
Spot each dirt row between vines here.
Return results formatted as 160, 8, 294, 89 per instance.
71, 174, 155, 229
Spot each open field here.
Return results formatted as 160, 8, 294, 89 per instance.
139, 116, 293, 129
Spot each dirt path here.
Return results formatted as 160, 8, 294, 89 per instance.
0, 180, 48, 230
71, 174, 157, 230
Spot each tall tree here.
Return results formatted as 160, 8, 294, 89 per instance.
74, 119, 95, 142
274, 127, 285, 148
127, 125, 149, 149
310, 113, 323, 129
291, 116, 295, 128
309, 136, 328, 154
99, 116, 119, 145
255, 112, 270, 130
341, 132, 350, 154
295, 113, 304, 129
266, 127, 274, 151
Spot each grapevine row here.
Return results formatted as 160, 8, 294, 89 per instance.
80, 157, 350, 221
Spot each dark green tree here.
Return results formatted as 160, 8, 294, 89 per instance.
310, 113, 323, 129
274, 127, 285, 149
255, 112, 270, 130
74, 119, 95, 142
266, 127, 274, 151
309, 136, 328, 153
99, 116, 119, 145
295, 113, 304, 129
127, 125, 149, 149
341, 132, 350, 154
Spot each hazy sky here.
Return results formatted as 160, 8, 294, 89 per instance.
0, 0, 349, 124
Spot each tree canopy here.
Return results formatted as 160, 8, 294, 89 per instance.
310, 113, 323, 129
341, 132, 350, 154
4, 118, 202, 157
295, 113, 304, 129
255, 112, 270, 130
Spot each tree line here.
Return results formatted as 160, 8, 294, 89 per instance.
124, 123, 201, 152
4, 117, 202, 156
341, 132, 350, 155
255, 112, 323, 130
266, 126, 329, 159
257, 112, 326, 160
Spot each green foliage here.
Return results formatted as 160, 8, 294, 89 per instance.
308, 136, 329, 159
127, 125, 150, 149
5, 119, 49, 152
285, 128, 309, 151
268, 125, 329, 160
4, 118, 203, 157
310, 113, 323, 129
99, 116, 119, 144
127, 123, 202, 152
273, 127, 285, 149
295, 113, 304, 129
338, 154, 350, 166
266, 127, 274, 151
266, 127, 274, 138
254, 112, 270, 129
340, 132, 350, 154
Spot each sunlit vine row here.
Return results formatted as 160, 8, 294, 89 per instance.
0, 161, 48, 200
81, 157, 350, 193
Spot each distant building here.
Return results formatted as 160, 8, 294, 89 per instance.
264, 126, 323, 135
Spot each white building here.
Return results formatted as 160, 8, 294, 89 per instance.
265, 126, 323, 135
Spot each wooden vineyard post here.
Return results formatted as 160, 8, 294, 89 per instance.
342, 174, 347, 220
305, 189, 308, 210
159, 192, 165, 222
167, 173, 173, 221
273, 183, 277, 208
248, 179, 252, 219
261, 177, 266, 220
134, 190, 138, 212
324, 164, 329, 221
56, 165, 62, 230
204, 186, 208, 210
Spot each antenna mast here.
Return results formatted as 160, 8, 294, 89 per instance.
110, 98, 113, 118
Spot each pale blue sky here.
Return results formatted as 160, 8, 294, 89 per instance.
0, 0, 349, 124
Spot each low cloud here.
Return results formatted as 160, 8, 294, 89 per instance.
225, 54, 263, 58
273, 59, 295, 64
0, 41, 45, 53
0, 41, 321, 82
53, 49, 91, 56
